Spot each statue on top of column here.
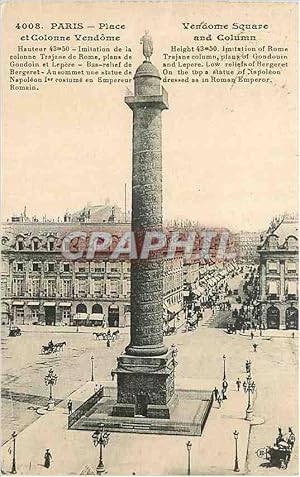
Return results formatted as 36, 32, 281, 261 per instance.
140, 30, 153, 61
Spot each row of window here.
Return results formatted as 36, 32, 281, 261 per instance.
9, 278, 131, 298
266, 280, 298, 297
13, 308, 71, 321
16, 237, 56, 251
12, 261, 131, 274
4, 275, 183, 298
267, 261, 297, 274
11, 261, 183, 278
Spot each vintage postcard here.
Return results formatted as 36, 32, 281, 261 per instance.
1, 1, 298, 475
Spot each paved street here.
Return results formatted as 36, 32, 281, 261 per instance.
1, 319, 298, 474
246, 333, 298, 474
1, 326, 127, 443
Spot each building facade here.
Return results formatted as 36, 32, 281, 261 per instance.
232, 231, 261, 263
257, 215, 298, 329
1, 214, 183, 327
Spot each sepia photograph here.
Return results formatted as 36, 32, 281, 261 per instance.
1, 1, 298, 475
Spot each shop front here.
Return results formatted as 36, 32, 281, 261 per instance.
44, 303, 56, 325
28, 302, 40, 324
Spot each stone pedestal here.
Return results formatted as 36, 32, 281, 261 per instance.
47, 398, 55, 411
112, 351, 177, 419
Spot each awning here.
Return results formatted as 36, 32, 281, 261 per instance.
89, 313, 104, 321
28, 301, 40, 306
268, 281, 278, 295
59, 302, 72, 307
12, 301, 24, 306
183, 291, 190, 297
74, 313, 88, 320
287, 281, 297, 295
167, 303, 182, 314
44, 302, 56, 307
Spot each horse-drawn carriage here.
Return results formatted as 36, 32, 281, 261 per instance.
256, 429, 295, 470
163, 325, 176, 336
226, 324, 236, 334
185, 320, 197, 332
8, 326, 21, 337
256, 444, 291, 469
41, 341, 66, 354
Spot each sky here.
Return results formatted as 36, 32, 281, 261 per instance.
2, 1, 297, 232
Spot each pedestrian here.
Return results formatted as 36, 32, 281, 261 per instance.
213, 387, 219, 401
221, 388, 227, 400
217, 395, 222, 408
111, 370, 115, 381
250, 331, 254, 340
287, 427, 295, 450
44, 449, 52, 468
253, 343, 258, 352
67, 399, 72, 415
236, 378, 241, 391
292, 332, 295, 339
222, 379, 228, 392
275, 427, 284, 446
107, 339, 111, 348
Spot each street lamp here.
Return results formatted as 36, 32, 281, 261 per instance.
11, 431, 17, 474
233, 430, 240, 472
243, 375, 256, 421
92, 424, 110, 475
91, 356, 95, 382
223, 354, 227, 381
245, 359, 251, 376
186, 441, 192, 475
44, 368, 58, 411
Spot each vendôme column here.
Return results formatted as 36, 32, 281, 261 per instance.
125, 34, 168, 357
113, 33, 177, 419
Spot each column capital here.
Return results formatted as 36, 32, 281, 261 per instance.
125, 94, 168, 111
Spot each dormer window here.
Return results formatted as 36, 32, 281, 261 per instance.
268, 236, 278, 250
48, 238, 55, 251
17, 240, 24, 251
32, 239, 39, 251
286, 236, 298, 251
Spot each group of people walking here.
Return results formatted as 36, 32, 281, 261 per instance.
213, 379, 228, 408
